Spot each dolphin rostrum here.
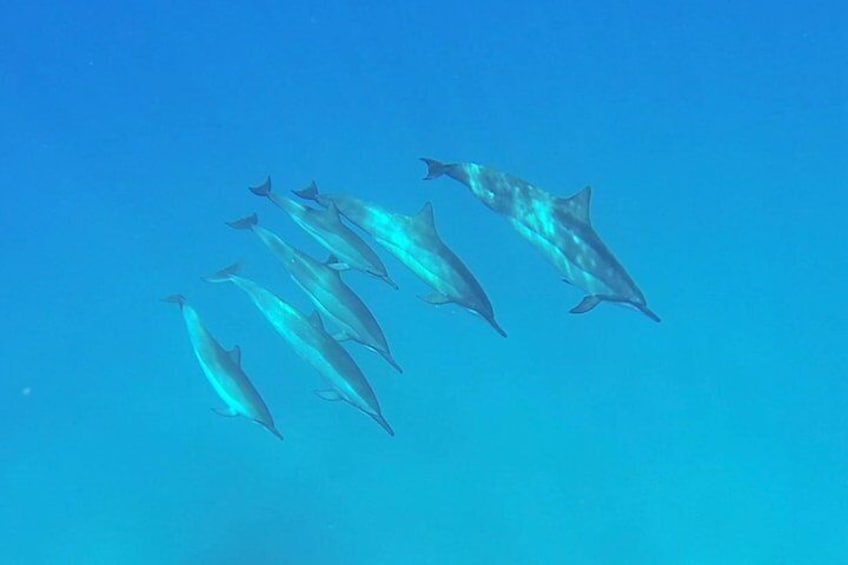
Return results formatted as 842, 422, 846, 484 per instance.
227, 213, 402, 373
162, 294, 283, 440
293, 182, 507, 337
421, 158, 660, 322
248, 176, 397, 289
203, 264, 394, 436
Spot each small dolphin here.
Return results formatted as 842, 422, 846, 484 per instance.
162, 294, 283, 440
421, 158, 660, 322
293, 182, 507, 337
203, 264, 394, 436
248, 176, 397, 289
227, 213, 402, 373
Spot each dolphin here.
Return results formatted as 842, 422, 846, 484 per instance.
293, 182, 507, 337
420, 158, 660, 323
162, 294, 283, 440
202, 264, 394, 436
227, 213, 402, 373
248, 176, 397, 289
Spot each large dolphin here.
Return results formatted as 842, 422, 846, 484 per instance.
420, 158, 660, 322
293, 182, 507, 337
227, 213, 402, 373
248, 176, 397, 289
203, 264, 394, 436
162, 294, 283, 440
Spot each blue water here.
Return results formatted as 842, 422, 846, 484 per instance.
2, 2, 846, 563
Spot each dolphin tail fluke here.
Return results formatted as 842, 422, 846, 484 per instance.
248, 176, 272, 197
226, 213, 258, 230
292, 181, 319, 202
420, 157, 449, 180
202, 262, 242, 284
161, 294, 186, 307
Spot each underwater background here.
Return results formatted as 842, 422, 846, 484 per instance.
2, 2, 846, 563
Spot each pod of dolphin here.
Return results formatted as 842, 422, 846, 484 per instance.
164, 158, 659, 440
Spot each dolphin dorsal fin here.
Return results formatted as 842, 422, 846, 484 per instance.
415, 201, 436, 231
307, 310, 325, 331
228, 345, 242, 365
325, 200, 341, 221
557, 186, 592, 224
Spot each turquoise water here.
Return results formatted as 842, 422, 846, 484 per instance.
2, 2, 846, 563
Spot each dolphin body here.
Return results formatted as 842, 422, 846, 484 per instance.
294, 182, 507, 337
227, 213, 402, 373
162, 295, 283, 440
203, 264, 394, 436
248, 176, 397, 289
420, 158, 660, 323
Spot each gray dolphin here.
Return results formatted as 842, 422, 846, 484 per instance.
202, 264, 394, 436
248, 176, 397, 289
293, 183, 507, 337
421, 158, 660, 323
227, 213, 402, 373
162, 294, 283, 440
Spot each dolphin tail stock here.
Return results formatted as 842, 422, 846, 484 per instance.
202, 262, 242, 284
420, 157, 450, 180
161, 294, 186, 307
226, 213, 259, 230
248, 176, 273, 197
292, 180, 320, 202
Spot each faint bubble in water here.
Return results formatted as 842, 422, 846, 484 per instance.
21, 387, 31, 396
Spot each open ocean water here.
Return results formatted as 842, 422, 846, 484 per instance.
1, 2, 846, 564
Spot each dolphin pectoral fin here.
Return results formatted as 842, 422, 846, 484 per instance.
212, 407, 239, 418
307, 311, 325, 331
227, 345, 242, 365
324, 254, 350, 271
419, 292, 452, 305
315, 389, 343, 401
570, 295, 602, 315
331, 331, 353, 343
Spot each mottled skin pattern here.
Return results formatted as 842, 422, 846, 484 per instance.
422, 159, 659, 322
249, 177, 397, 289
204, 267, 394, 436
227, 214, 402, 373
294, 184, 507, 337
163, 295, 282, 440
